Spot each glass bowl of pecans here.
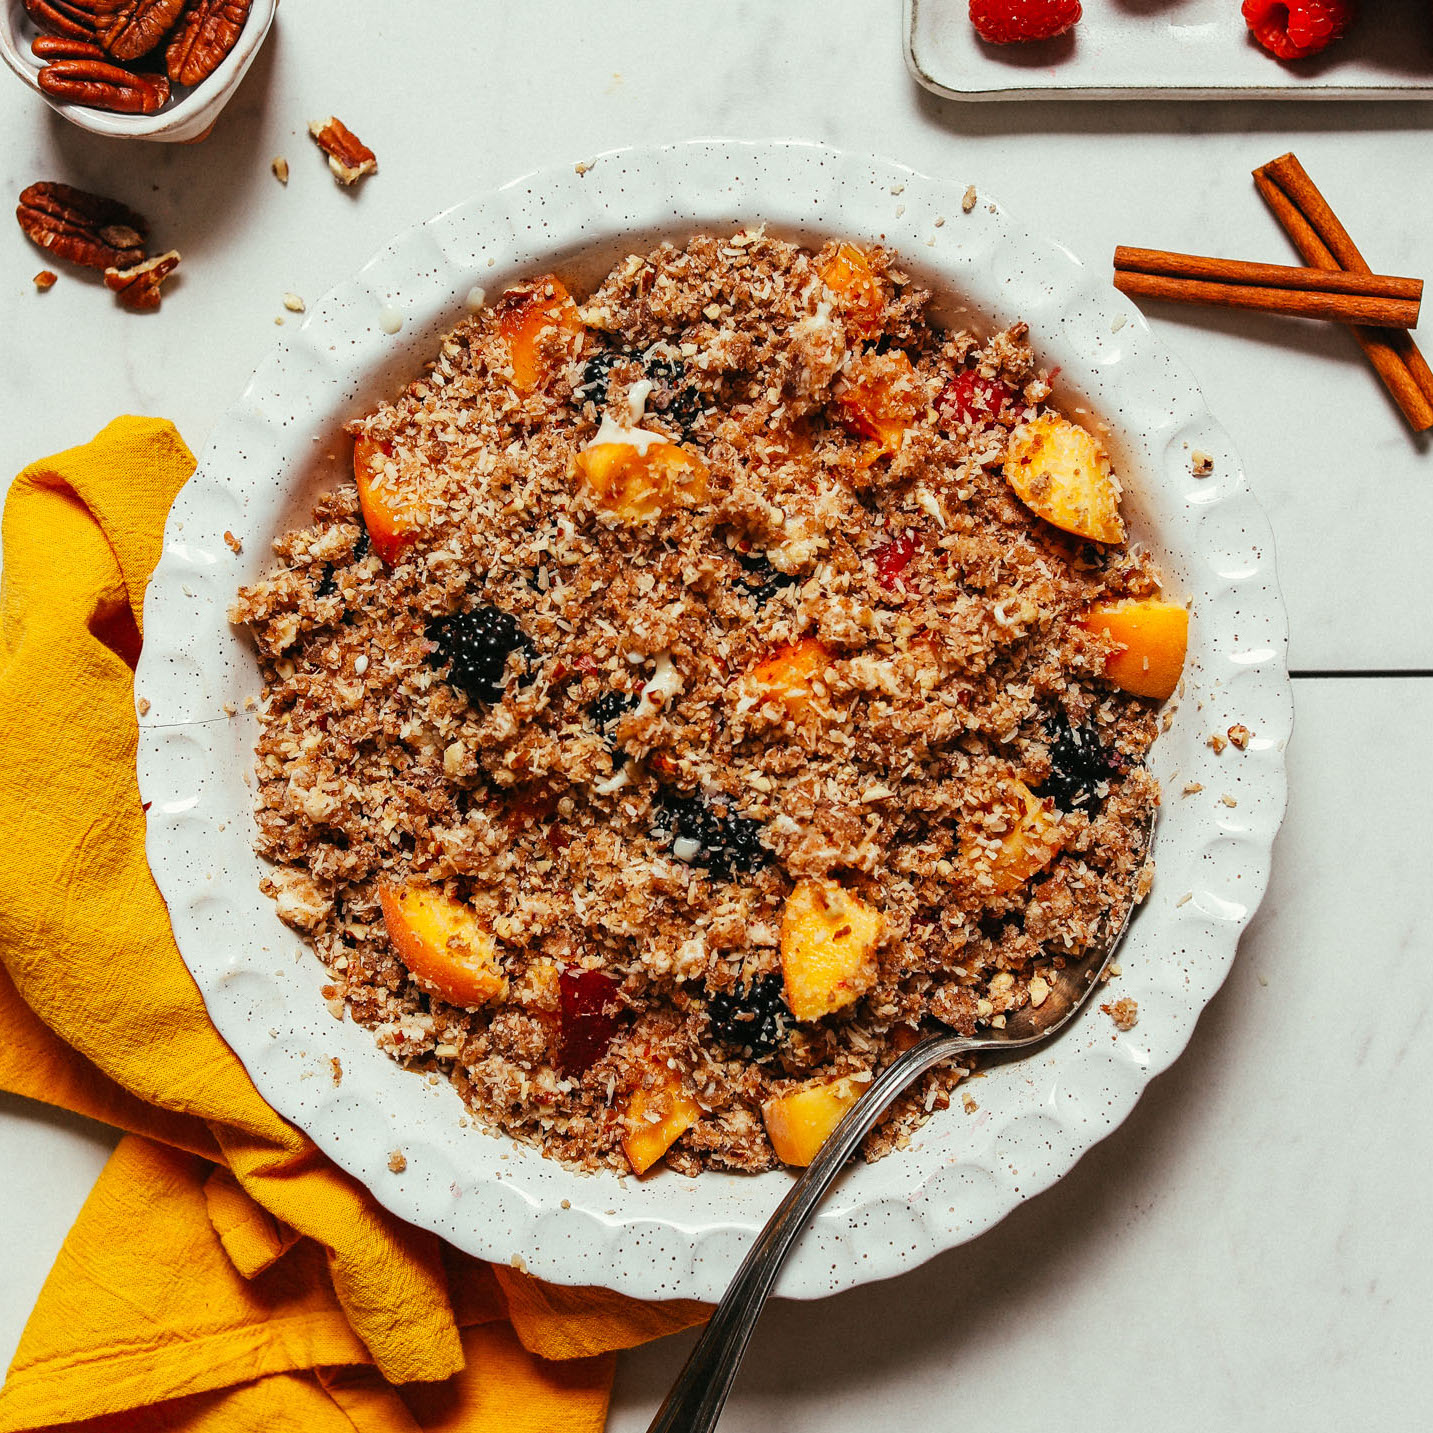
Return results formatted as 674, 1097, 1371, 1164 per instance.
0, 0, 277, 142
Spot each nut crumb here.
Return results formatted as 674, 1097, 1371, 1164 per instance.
1227, 723, 1251, 750
962, 185, 977, 212
1207, 732, 1228, 754
309, 117, 377, 186
271, 156, 289, 185
560, 1198, 571, 1209
283, 292, 306, 313
223, 529, 243, 554
574, 159, 595, 176
329, 1056, 342, 1085
136, 697, 150, 716
1101, 997, 1139, 1031
1181, 781, 1203, 796
510, 1253, 527, 1271
1175, 890, 1192, 907
1219, 793, 1238, 808
1191, 449, 1214, 476
961, 1093, 978, 1114
387, 1150, 407, 1173
34, 270, 57, 290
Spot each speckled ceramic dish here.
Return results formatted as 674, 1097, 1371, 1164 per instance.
135, 139, 1292, 1302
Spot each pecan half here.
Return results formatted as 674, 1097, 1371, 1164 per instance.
32, 34, 107, 59
165, 0, 249, 86
104, 249, 180, 310
37, 58, 170, 113
16, 182, 148, 270
309, 117, 377, 186
23, 0, 124, 42
100, 0, 186, 61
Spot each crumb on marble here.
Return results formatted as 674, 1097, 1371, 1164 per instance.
1208, 732, 1228, 754
962, 185, 977, 212
1191, 449, 1214, 476
329, 1056, 342, 1086
1227, 723, 1251, 750
223, 529, 243, 554
136, 696, 150, 716
388, 1149, 407, 1173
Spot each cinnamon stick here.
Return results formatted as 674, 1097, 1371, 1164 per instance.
1254, 154, 1433, 434
1113, 247, 1422, 302
1111, 270, 1420, 329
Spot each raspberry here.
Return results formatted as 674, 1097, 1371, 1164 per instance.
425, 606, 534, 705
706, 972, 790, 1058
937, 369, 1016, 429
1242, 0, 1355, 59
558, 967, 624, 1075
969, 0, 1081, 44
871, 532, 919, 590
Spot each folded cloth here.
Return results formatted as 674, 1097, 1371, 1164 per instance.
0, 418, 707, 1433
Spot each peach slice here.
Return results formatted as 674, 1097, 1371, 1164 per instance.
495, 276, 585, 392
818, 243, 885, 338
378, 883, 507, 1008
745, 637, 832, 719
960, 777, 1064, 898
831, 351, 921, 460
353, 436, 427, 567
621, 1066, 701, 1176
1078, 598, 1189, 700
574, 439, 709, 522
1003, 414, 1125, 544
762, 1075, 866, 1167
779, 877, 883, 1022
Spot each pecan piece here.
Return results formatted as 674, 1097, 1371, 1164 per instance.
100, 0, 186, 61
37, 58, 170, 113
22, 0, 124, 41
16, 181, 148, 270
34, 270, 59, 290
32, 34, 107, 59
104, 249, 180, 311
309, 116, 377, 186
165, 0, 249, 86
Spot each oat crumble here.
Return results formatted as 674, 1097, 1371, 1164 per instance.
233, 231, 1177, 1178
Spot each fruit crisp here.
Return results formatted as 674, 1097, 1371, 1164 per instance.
231, 230, 1184, 1177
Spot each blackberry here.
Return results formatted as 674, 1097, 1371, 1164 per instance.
706, 972, 790, 1058
737, 550, 798, 606
654, 790, 770, 882
589, 690, 640, 768
1037, 715, 1127, 813
425, 606, 535, 705
315, 563, 337, 599
576, 347, 703, 437
352, 526, 371, 560
589, 689, 640, 734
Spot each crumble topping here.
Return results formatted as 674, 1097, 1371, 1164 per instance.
232, 230, 1170, 1177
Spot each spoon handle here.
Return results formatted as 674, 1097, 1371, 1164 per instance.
644, 1033, 967, 1433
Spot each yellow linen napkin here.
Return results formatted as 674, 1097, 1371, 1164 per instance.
0, 418, 706, 1433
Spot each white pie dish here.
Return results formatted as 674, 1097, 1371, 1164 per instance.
0, 0, 276, 142
135, 139, 1292, 1303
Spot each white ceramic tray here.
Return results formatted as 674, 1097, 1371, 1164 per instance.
135, 139, 1292, 1303
906, 0, 1433, 100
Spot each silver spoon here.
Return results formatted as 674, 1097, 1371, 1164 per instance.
646, 811, 1153, 1433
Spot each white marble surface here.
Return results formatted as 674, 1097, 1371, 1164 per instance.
1, 2, 1430, 1426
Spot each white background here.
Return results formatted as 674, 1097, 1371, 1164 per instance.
2, 3, 1430, 1429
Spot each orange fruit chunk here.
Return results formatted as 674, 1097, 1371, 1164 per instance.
745, 637, 832, 719
960, 778, 1064, 898
831, 351, 921, 461
622, 1067, 701, 1176
379, 883, 507, 1008
1003, 414, 1125, 544
353, 435, 427, 566
496, 276, 585, 392
574, 439, 709, 521
1078, 598, 1189, 700
762, 1075, 866, 1167
779, 878, 883, 1022
818, 243, 886, 337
